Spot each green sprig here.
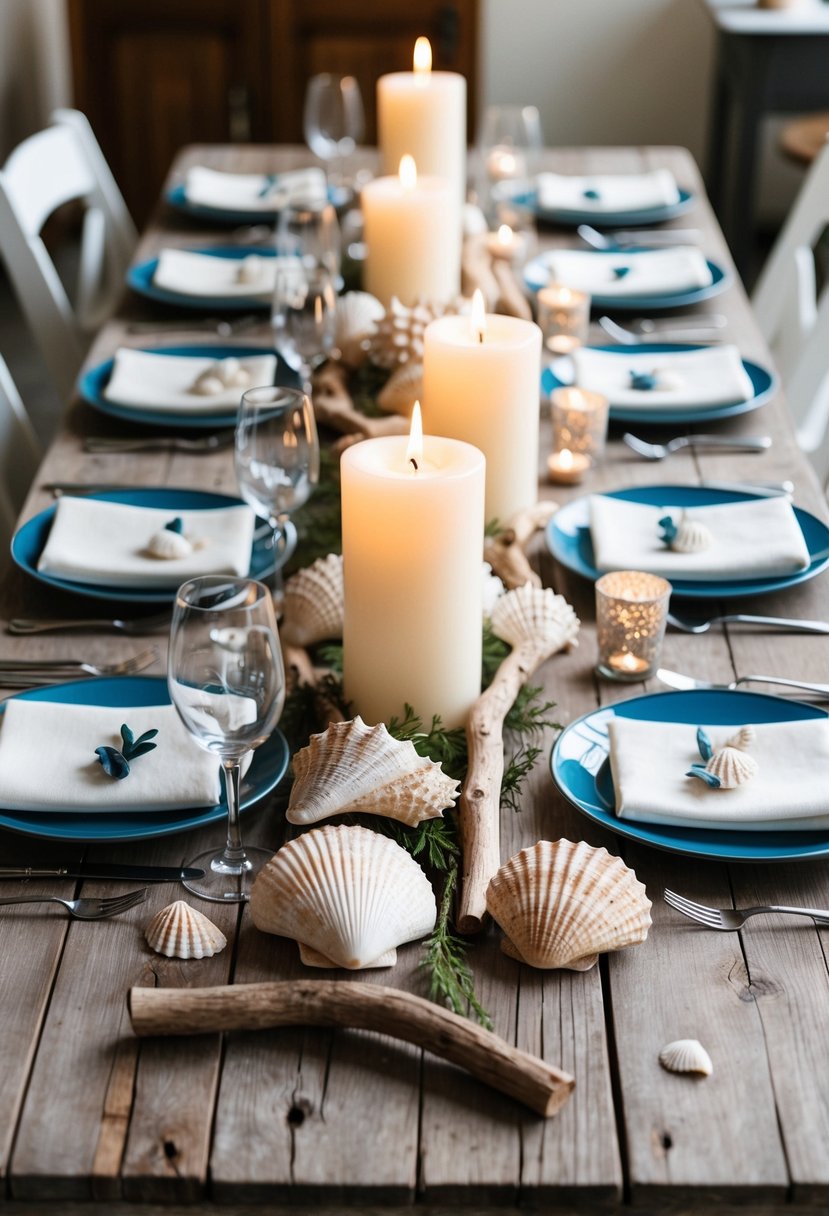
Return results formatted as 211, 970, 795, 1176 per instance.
420, 861, 493, 1029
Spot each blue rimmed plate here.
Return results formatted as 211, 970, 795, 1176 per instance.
11, 488, 274, 605
523, 250, 729, 312
0, 676, 289, 842
127, 247, 276, 311
541, 343, 776, 425
510, 187, 695, 228
551, 688, 829, 861
78, 344, 300, 430
166, 182, 352, 225
546, 484, 829, 600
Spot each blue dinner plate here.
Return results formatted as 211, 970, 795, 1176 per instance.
127, 247, 276, 311
78, 344, 300, 430
11, 488, 274, 605
166, 182, 352, 225
523, 250, 729, 311
0, 676, 289, 842
541, 343, 776, 425
546, 484, 829, 600
511, 187, 695, 228
551, 688, 829, 861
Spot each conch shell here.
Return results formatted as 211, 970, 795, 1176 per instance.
659, 1039, 713, 1077
280, 552, 343, 647
144, 901, 227, 959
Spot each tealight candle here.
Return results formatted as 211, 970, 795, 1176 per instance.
546, 447, 590, 485
537, 283, 590, 354
485, 223, 527, 264
550, 386, 610, 462
485, 144, 528, 183
595, 571, 671, 682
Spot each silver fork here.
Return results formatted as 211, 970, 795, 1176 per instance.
0, 648, 157, 682
0, 888, 147, 920
664, 889, 829, 930
656, 666, 829, 698
667, 610, 829, 635
8, 613, 171, 636
624, 432, 771, 460
84, 432, 235, 454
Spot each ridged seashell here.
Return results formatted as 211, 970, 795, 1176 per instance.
659, 1039, 713, 1077
706, 745, 758, 789
368, 296, 461, 369
377, 361, 423, 416
482, 561, 506, 619
287, 715, 459, 827
486, 839, 652, 971
145, 528, 194, 559
250, 824, 437, 969
335, 291, 385, 368
281, 553, 343, 647
144, 901, 227, 959
726, 725, 755, 751
190, 372, 225, 396
490, 584, 580, 653
671, 516, 712, 554
297, 940, 397, 969
190, 357, 252, 395
236, 254, 268, 285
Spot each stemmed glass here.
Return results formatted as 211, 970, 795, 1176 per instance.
271, 262, 338, 390
168, 576, 285, 902
477, 104, 543, 218
275, 197, 342, 280
303, 73, 364, 187
235, 385, 320, 600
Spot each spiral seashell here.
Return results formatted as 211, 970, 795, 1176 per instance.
706, 745, 758, 789
490, 584, 580, 654
250, 824, 437, 969
659, 1039, 713, 1077
281, 553, 343, 647
287, 715, 459, 827
145, 901, 227, 959
671, 515, 712, 554
145, 528, 194, 560
368, 296, 462, 369
377, 361, 423, 416
335, 291, 385, 368
486, 839, 652, 970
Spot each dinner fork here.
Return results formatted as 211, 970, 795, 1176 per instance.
664, 889, 829, 930
0, 648, 157, 681
623, 432, 771, 460
667, 610, 829, 635
656, 666, 829, 698
84, 431, 235, 454
0, 888, 147, 920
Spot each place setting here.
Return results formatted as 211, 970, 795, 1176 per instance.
511, 165, 696, 227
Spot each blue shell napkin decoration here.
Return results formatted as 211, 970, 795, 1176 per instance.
630, 370, 658, 391
658, 514, 679, 548
165, 516, 184, 534
583, 187, 601, 200
612, 266, 631, 280
258, 173, 278, 198
658, 510, 713, 554
687, 725, 757, 790
96, 723, 159, 781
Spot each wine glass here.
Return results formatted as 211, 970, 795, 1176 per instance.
168, 576, 285, 902
275, 197, 342, 279
303, 73, 364, 187
235, 385, 320, 600
271, 262, 337, 390
477, 104, 543, 218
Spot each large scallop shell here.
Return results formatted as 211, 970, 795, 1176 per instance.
280, 553, 343, 647
377, 361, 423, 416
287, 715, 459, 826
145, 901, 227, 959
250, 824, 437, 969
706, 745, 758, 789
671, 516, 712, 554
659, 1039, 713, 1077
490, 584, 580, 653
486, 839, 652, 970
298, 941, 397, 969
335, 291, 385, 368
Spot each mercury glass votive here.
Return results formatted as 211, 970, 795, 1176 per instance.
595, 571, 671, 682
550, 386, 610, 463
537, 283, 590, 355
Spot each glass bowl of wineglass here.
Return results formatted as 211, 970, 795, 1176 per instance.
271, 262, 338, 390
304, 72, 364, 191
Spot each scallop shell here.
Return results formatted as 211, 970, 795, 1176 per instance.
659, 1039, 713, 1077
191, 357, 252, 394
671, 516, 712, 554
287, 715, 459, 827
490, 584, 580, 654
368, 296, 461, 369
726, 725, 755, 751
145, 901, 227, 959
297, 941, 397, 969
145, 528, 194, 559
250, 824, 437, 969
377, 361, 423, 416
280, 553, 343, 647
335, 291, 385, 368
481, 561, 506, 619
706, 745, 758, 789
486, 839, 652, 970
236, 254, 267, 285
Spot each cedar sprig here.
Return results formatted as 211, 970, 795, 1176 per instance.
420, 860, 493, 1029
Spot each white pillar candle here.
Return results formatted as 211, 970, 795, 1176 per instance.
342, 409, 485, 729
362, 155, 461, 307
377, 37, 466, 209
422, 295, 542, 524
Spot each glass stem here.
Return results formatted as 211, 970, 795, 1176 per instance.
222, 760, 245, 862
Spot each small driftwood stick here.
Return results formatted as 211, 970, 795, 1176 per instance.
312, 363, 408, 440
484, 501, 559, 590
492, 258, 533, 321
128, 980, 575, 1118
282, 641, 345, 726
461, 233, 500, 309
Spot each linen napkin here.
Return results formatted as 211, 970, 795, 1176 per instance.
571, 345, 753, 409
38, 497, 256, 588
0, 701, 222, 812
588, 495, 810, 581
536, 169, 680, 214
153, 249, 301, 299
535, 247, 712, 297
607, 716, 829, 830
103, 348, 277, 414
184, 165, 327, 212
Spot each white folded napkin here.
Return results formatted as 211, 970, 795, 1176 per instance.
608, 716, 829, 830
153, 249, 300, 299
589, 495, 810, 581
0, 701, 222, 812
184, 165, 327, 212
38, 497, 256, 588
571, 345, 753, 409
103, 348, 277, 414
536, 169, 680, 214
536, 247, 712, 297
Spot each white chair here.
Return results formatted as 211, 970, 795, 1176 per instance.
0, 355, 41, 547
0, 109, 136, 401
785, 290, 829, 484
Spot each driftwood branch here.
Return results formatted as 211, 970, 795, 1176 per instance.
128, 980, 575, 1118
312, 363, 408, 440
492, 258, 533, 321
282, 641, 345, 726
461, 233, 500, 309
484, 501, 559, 589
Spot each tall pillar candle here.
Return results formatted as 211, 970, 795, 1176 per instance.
362, 156, 461, 307
341, 422, 485, 729
422, 301, 542, 524
377, 37, 466, 209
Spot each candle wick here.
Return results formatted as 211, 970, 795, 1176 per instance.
410, 457, 418, 471
478, 331, 484, 345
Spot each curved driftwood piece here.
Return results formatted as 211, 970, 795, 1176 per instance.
129, 979, 575, 1118
461, 232, 500, 309
483, 501, 559, 590
281, 642, 346, 727
492, 258, 533, 321
312, 363, 408, 440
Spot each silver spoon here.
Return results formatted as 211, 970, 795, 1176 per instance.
667, 611, 829, 636
599, 315, 727, 345
623, 432, 772, 460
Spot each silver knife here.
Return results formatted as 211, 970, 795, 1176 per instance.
0, 863, 205, 881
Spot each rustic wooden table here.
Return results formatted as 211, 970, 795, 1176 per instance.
1, 145, 828, 1214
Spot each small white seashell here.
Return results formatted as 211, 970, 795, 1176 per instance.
659, 1039, 713, 1077
490, 584, 580, 653
725, 725, 755, 751
190, 371, 226, 396
145, 900, 227, 959
671, 514, 713, 554
335, 291, 385, 368
281, 552, 343, 647
297, 940, 397, 969
377, 361, 423, 416
190, 357, 253, 395
481, 561, 506, 619
145, 528, 194, 560
236, 254, 267, 285
706, 745, 758, 789
287, 715, 459, 827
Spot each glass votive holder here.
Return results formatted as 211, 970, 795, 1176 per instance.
537, 283, 590, 355
550, 386, 610, 461
595, 571, 671, 682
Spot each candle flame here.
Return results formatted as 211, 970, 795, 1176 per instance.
413, 36, 432, 73
558, 448, 574, 470
407, 401, 424, 471
497, 224, 513, 248
399, 154, 417, 191
471, 289, 487, 344
618, 652, 641, 672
